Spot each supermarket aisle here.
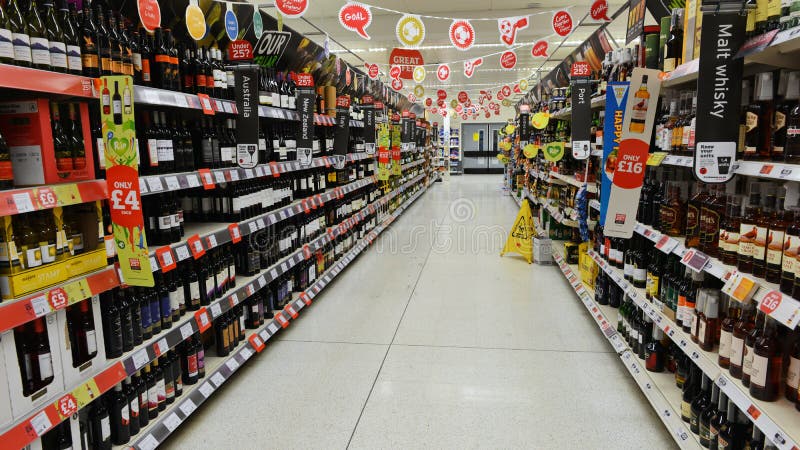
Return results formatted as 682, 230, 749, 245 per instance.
166, 175, 675, 449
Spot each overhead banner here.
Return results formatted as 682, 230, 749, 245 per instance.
693, 11, 746, 184
600, 82, 629, 227
570, 62, 592, 160
626, 0, 646, 44
295, 73, 315, 166
333, 95, 350, 158
362, 94, 376, 155
101, 75, 154, 286
235, 66, 259, 169
604, 69, 662, 238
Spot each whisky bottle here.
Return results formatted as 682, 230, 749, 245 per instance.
750, 316, 782, 401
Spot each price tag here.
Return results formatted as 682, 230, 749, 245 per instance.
178, 399, 197, 417
267, 322, 279, 334
214, 171, 227, 184
240, 347, 253, 360
257, 218, 266, 230
187, 235, 206, 259
248, 334, 265, 352
248, 221, 258, 234
198, 382, 215, 398
229, 170, 240, 181
138, 434, 159, 450
29, 410, 52, 437
279, 210, 287, 221
223, 102, 234, 113
244, 169, 254, 179
10, 192, 34, 214
225, 358, 240, 371
131, 348, 150, 370
180, 322, 194, 340
681, 249, 710, 273
29, 295, 50, 317
284, 303, 298, 319
228, 224, 242, 244
759, 290, 800, 328
186, 174, 201, 188
153, 338, 168, 357
163, 413, 182, 432
206, 234, 218, 249
209, 302, 222, 318
155, 246, 177, 272
269, 162, 281, 178
275, 312, 290, 328
165, 176, 180, 190
175, 245, 191, 262
210, 372, 225, 387
194, 308, 212, 332
146, 177, 164, 192
198, 169, 215, 190
174, 94, 189, 109
300, 292, 311, 306
257, 275, 266, 287
150, 256, 158, 272
270, 268, 278, 280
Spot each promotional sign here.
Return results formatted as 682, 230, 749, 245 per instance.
377, 121, 391, 180
600, 82, 629, 226
224, 4, 238, 41
500, 51, 517, 69
498, 16, 529, 47
500, 199, 535, 264
464, 57, 482, 78
274, 0, 309, 18
552, 10, 573, 37
389, 48, 424, 80
333, 96, 350, 157
531, 40, 548, 57
101, 76, 154, 286
391, 116, 402, 176
627, 0, 646, 44
396, 14, 426, 47
401, 111, 412, 152
137, 0, 161, 32
185, 2, 205, 40
603, 69, 662, 238
235, 67, 260, 168
339, 2, 372, 39
543, 141, 565, 162
571, 62, 592, 160
253, 8, 264, 36
227, 40, 253, 61
295, 73, 315, 166
363, 94, 376, 155
449, 19, 476, 50
437, 64, 450, 81
253, 31, 291, 68
693, 11, 746, 184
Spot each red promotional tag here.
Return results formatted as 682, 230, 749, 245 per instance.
275, 0, 308, 18
437, 64, 450, 81
458, 91, 468, 103
339, 2, 372, 39
532, 40, 549, 57
56, 394, 78, 418
552, 10, 573, 36
284, 303, 298, 319
300, 292, 311, 306
227, 40, 253, 61
137, 0, 161, 32
186, 234, 206, 259
315, 194, 324, 206
269, 161, 281, 177
194, 307, 211, 332
275, 312, 290, 328
248, 333, 266, 352
228, 224, 242, 243
591, 0, 611, 21
571, 61, 591, 77
302, 244, 311, 260
197, 94, 215, 115
155, 246, 177, 272
198, 169, 215, 189
47, 288, 68, 310
302, 200, 310, 214
500, 51, 517, 69
36, 187, 57, 209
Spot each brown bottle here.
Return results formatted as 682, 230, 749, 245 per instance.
690, 292, 707, 343
661, 182, 686, 236
786, 329, 800, 403
700, 185, 726, 257
729, 301, 755, 379
686, 182, 708, 248
753, 191, 775, 279
750, 316, 782, 401
742, 310, 766, 387
698, 291, 719, 352
766, 193, 790, 283
737, 190, 762, 274
782, 205, 800, 295
717, 299, 742, 369
720, 195, 742, 266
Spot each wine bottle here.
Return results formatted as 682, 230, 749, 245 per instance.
118, 16, 133, 76
26, 0, 49, 70
41, 0, 66, 72
138, 27, 151, 85
60, 1, 80, 75
0, 0, 14, 65
79, 1, 98, 77
153, 27, 169, 90
112, 80, 122, 125
89, 396, 112, 450
95, 5, 110, 75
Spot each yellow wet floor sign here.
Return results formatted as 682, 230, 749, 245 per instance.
501, 199, 535, 263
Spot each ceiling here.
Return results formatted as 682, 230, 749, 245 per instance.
256, 0, 630, 99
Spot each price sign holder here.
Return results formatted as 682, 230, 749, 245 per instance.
570, 62, 592, 160
363, 94, 376, 155
101, 75, 154, 287
233, 65, 259, 168
333, 96, 350, 158
295, 73, 315, 167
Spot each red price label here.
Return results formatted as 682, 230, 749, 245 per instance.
187, 234, 206, 259
194, 307, 211, 332
37, 187, 57, 209
57, 393, 78, 418
47, 288, 69, 310
107, 166, 144, 228
228, 224, 242, 243
269, 162, 281, 177
227, 40, 253, 61
760, 290, 782, 315
284, 303, 298, 319
300, 292, 311, 306
197, 169, 215, 190
303, 244, 311, 260
275, 312, 290, 328
197, 93, 215, 115
248, 334, 266, 352
155, 246, 177, 272
571, 61, 591, 77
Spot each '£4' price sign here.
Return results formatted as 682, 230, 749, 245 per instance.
106, 166, 144, 228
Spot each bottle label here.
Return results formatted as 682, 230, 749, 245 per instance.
719, 329, 732, 358
220, 146, 233, 162
787, 356, 800, 390
767, 229, 785, 265
146, 139, 158, 166
187, 354, 198, 376
730, 335, 745, 366
100, 416, 111, 441
190, 281, 200, 303
724, 230, 739, 255
38, 352, 53, 379
40, 242, 56, 264
752, 225, 768, 260
120, 404, 129, 424
12, 32, 31, 62
30, 37, 50, 66
738, 223, 756, 257
0, 28, 14, 59
202, 140, 213, 164
112, 100, 121, 115
66, 44, 82, 72
746, 111, 758, 132
680, 400, 692, 420
697, 320, 707, 345
776, 111, 787, 131
156, 379, 166, 401
169, 289, 180, 311
750, 353, 769, 387
157, 139, 174, 162
49, 41, 67, 68
158, 215, 171, 230
743, 344, 754, 375
147, 385, 158, 409
85, 329, 97, 355
130, 397, 139, 417
142, 59, 151, 82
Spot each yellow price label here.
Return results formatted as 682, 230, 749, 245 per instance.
646, 152, 668, 166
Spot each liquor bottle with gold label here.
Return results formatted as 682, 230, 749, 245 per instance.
629, 75, 650, 134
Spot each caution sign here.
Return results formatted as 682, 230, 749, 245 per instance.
501, 199, 535, 263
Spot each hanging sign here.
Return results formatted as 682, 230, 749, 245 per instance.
532, 40, 549, 58
498, 16, 529, 47
552, 10, 573, 37
604, 69, 662, 238
225, 3, 239, 41
543, 141, 565, 162
227, 40, 253, 60
185, 1, 205, 40
519, 79, 529, 90
339, 2, 372, 39
626, 0, 646, 44
437, 64, 450, 81
235, 67, 259, 168
137, 0, 161, 32
389, 48, 424, 79
437, 89, 447, 100
396, 14, 426, 47
532, 111, 549, 129
412, 66, 426, 83
571, 62, 592, 160
500, 51, 517, 69
253, 8, 263, 36
464, 58, 482, 78
377, 121, 390, 180
333, 96, 351, 157
449, 20, 476, 51
294, 73, 315, 167
365, 63, 379, 79
591, 0, 611, 21
413, 85, 424, 97
457, 91, 468, 103
101, 75, 154, 286
519, 105, 531, 143
274, 0, 308, 18
692, 11, 746, 184
253, 31, 291, 68
362, 94, 376, 155
391, 78, 403, 91
600, 82, 629, 226
392, 115, 402, 175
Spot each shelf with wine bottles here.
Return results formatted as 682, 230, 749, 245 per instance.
586, 248, 800, 450
147, 175, 377, 274
632, 221, 800, 331
550, 245, 700, 449
0, 265, 120, 335
401, 158, 426, 171
0, 179, 108, 217
548, 171, 598, 193
125, 174, 433, 450
0, 172, 430, 449
138, 152, 374, 197
0, 63, 97, 99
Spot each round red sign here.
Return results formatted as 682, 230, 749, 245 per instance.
552, 11, 573, 37
457, 91, 468, 103
500, 51, 517, 70
275, 0, 308, 18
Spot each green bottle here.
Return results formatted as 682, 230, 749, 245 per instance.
0, 0, 14, 64
26, 0, 49, 70
42, 0, 66, 72
8, 0, 30, 66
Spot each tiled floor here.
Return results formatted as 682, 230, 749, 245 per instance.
165, 175, 676, 449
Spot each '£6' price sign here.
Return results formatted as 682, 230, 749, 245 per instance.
37, 187, 57, 209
